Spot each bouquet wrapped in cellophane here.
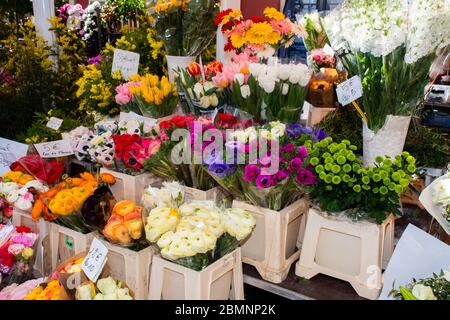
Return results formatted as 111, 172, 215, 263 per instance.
152, 0, 219, 56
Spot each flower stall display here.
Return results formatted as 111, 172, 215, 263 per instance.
0, 226, 38, 289
324, 0, 450, 165
390, 267, 450, 300
216, 7, 304, 60
115, 74, 179, 118
76, 276, 133, 300
145, 200, 255, 271
153, 0, 219, 80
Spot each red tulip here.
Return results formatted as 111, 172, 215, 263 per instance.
187, 62, 202, 77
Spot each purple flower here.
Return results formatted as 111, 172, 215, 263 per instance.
255, 174, 273, 189
283, 143, 295, 153
87, 54, 102, 66
276, 169, 289, 181
295, 168, 317, 185
244, 164, 261, 182
297, 146, 308, 159
288, 157, 303, 172
312, 129, 328, 142
286, 123, 303, 138
208, 163, 236, 177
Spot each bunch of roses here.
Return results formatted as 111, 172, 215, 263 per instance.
0, 226, 37, 276
112, 134, 161, 170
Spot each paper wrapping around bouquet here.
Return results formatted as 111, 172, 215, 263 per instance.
362, 115, 411, 166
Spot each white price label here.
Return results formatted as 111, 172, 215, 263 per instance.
82, 238, 108, 282
0, 137, 29, 175
34, 139, 74, 158
46, 117, 63, 130
111, 49, 140, 80
323, 44, 335, 57
336, 75, 363, 106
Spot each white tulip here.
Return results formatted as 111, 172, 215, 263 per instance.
209, 94, 219, 107
288, 71, 301, 85
199, 95, 211, 108
278, 65, 291, 81
233, 73, 245, 85
260, 78, 276, 94
240, 85, 251, 98
282, 83, 289, 95
193, 82, 204, 99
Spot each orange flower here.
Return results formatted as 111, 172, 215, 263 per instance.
100, 173, 116, 185
80, 172, 96, 182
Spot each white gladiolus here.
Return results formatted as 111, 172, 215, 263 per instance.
240, 85, 251, 98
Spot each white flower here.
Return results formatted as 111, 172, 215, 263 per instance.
0, 182, 19, 195
259, 78, 276, 94
443, 268, 450, 282
203, 81, 214, 92
234, 73, 245, 85
15, 197, 32, 211
199, 95, 211, 108
288, 71, 301, 85
6, 189, 20, 203
221, 208, 256, 241
282, 83, 289, 95
412, 284, 437, 300
90, 135, 105, 146
270, 121, 286, 138
145, 207, 180, 242
193, 82, 204, 99
209, 94, 219, 107
277, 65, 291, 81
69, 126, 92, 139
142, 181, 184, 210
240, 85, 251, 98
24, 180, 48, 193
256, 45, 276, 60
249, 63, 267, 78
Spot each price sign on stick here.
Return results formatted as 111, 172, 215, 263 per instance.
35, 139, 74, 158
46, 117, 63, 130
336, 75, 363, 106
111, 49, 140, 80
82, 238, 108, 282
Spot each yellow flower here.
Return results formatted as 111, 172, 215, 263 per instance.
230, 33, 247, 49
22, 247, 34, 260
263, 7, 285, 20
222, 9, 243, 24
112, 70, 123, 80
246, 22, 281, 45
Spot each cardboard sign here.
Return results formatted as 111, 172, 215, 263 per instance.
379, 224, 450, 300
82, 238, 108, 282
111, 49, 140, 80
0, 137, 29, 175
336, 75, 363, 106
34, 139, 74, 158
46, 117, 63, 130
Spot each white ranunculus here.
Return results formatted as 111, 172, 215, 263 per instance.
0, 182, 19, 195
24, 180, 49, 193
282, 83, 289, 95
199, 95, 211, 108
240, 85, 251, 98
412, 284, 437, 300
222, 208, 256, 241
193, 82, 204, 99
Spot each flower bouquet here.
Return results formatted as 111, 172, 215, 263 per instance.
304, 137, 416, 223
23, 279, 70, 300
324, 0, 450, 165
0, 278, 45, 300
299, 12, 329, 51
205, 122, 326, 211
115, 74, 179, 118
216, 7, 304, 60
144, 200, 255, 271
141, 181, 185, 211
13, 154, 65, 186
431, 173, 450, 224
0, 226, 38, 289
389, 266, 450, 300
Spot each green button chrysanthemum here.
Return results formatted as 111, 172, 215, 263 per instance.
315, 164, 324, 173
343, 164, 352, 173
324, 174, 333, 184
332, 176, 341, 184
372, 173, 381, 182
336, 156, 346, 165
362, 176, 370, 184
331, 165, 341, 174
391, 172, 401, 182
324, 163, 332, 171
353, 185, 361, 193
375, 156, 384, 163
379, 186, 388, 195
394, 185, 404, 194
342, 174, 351, 182
310, 157, 320, 166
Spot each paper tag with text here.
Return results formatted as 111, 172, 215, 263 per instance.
82, 238, 108, 282
34, 139, 74, 158
111, 49, 140, 80
323, 44, 335, 57
0, 138, 29, 175
46, 117, 63, 130
336, 75, 363, 106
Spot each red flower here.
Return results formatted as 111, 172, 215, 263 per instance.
112, 134, 141, 161
187, 62, 202, 77
112, 135, 161, 170
9, 161, 26, 172
205, 61, 223, 79
0, 241, 15, 269
4, 205, 13, 218
214, 8, 233, 26
17, 154, 64, 186
215, 113, 239, 129
16, 226, 32, 233
224, 40, 234, 52
221, 20, 235, 32
250, 16, 265, 23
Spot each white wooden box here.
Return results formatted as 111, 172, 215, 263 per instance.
232, 198, 307, 283
183, 186, 229, 206
100, 168, 163, 205
87, 235, 153, 300
295, 208, 395, 300
307, 105, 336, 126
49, 222, 94, 270
12, 208, 50, 277
149, 248, 244, 300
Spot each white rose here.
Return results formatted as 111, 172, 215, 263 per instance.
234, 73, 245, 85
209, 94, 219, 107
199, 95, 211, 109
240, 85, 251, 98
412, 284, 437, 300
193, 82, 204, 99
278, 65, 291, 81
282, 83, 289, 95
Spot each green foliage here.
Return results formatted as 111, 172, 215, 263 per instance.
390, 269, 450, 300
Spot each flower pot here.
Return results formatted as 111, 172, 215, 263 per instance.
307, 68, 338, 108
148, 248, 244, 300
295, 208, 395, 300
166, 55, 196, 82
232, 198, 308, 283
362, 115, 411, 166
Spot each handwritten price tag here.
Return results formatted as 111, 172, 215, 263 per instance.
111, 49, 140, 80
0, 137, 29, 175
46, 117, 63, 130
82, 238, 108, 282
336, 75, 363, 106
34, 139, 74, 158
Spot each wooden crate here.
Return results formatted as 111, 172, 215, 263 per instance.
400, 178, 425, 209
100, 168, 163, 205
49, 223, 93, 270
87, 235, 153, 300
232, 198, 307, 284
148, 248, 244, 300
183, 186, 230, 206
295, 208, 395, 300
12, 208, 50, 277
307, 105, 336, 126
69, 158, 96, 176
